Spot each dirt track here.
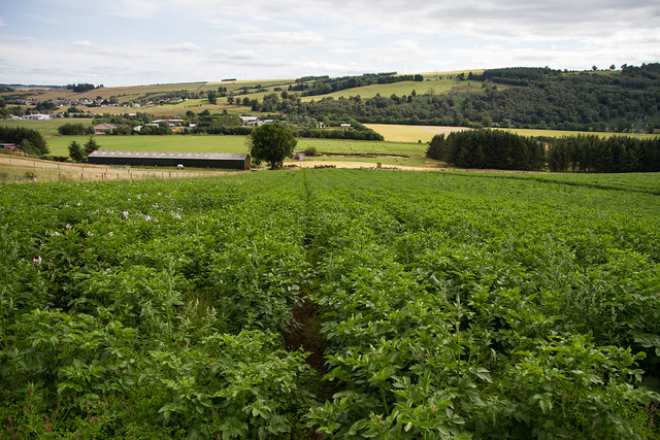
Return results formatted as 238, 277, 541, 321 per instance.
294, 160, 433, 171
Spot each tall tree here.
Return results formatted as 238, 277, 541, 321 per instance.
68, 141, 84, 162
83, 136, 100, 156
247, 123, 297, 169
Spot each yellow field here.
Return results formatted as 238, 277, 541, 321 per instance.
492, 127, 660, 140
365, 124, 471, 143
367, 124, 660, 143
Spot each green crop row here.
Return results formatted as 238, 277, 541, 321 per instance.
300, 170, 660, 438
1, 169, 659, 438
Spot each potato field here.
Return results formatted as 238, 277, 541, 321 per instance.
1, 169, 659, 438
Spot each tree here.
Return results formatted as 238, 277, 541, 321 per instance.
426, 134, 448, 161
83, 136, 100, 156
0, 126, 49, 156
207, 91, 218, 105
58, 123, 92, 135
68, 141, 84, 162
247, 123, 297, 169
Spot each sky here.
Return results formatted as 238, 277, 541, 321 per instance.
1, 0, 659, 87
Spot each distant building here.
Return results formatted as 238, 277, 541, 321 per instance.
22, 114, 50, 120
240, 116, 259, 126
94, 123, 117, 134
88, 150, 251, 170
153, 119, 183, 128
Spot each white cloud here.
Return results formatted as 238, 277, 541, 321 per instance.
0, 17, 5, 26
73, 40, 92, 47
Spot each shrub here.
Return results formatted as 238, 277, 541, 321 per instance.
303, 146, 319, 156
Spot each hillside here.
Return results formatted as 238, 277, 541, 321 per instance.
2, 65, 659, 133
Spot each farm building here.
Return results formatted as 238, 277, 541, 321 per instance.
87, 151, 251, 170
94, 123, 118, 134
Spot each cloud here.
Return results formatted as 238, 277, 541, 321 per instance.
208, 49, 287, 67
107, 0, 164, 19
165, 42, 204, 52
225, 31, 325, 47
1, 0, 659, 86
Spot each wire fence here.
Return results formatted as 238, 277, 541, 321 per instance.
0, 157, 230, 184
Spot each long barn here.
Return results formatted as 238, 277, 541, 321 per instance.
88, 151, 251, 170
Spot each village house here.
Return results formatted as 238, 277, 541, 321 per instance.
94, 123, 117, 134
22, 114, 51, 120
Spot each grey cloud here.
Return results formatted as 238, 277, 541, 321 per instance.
225, 31, 325, 47
208, 50, 288, 67
165, 43, 204, 52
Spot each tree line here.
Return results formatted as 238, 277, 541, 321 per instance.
427, 130, 660, 173
66, 83, 101, 93
547, 135, 660, 172
289, 72, 424, 97
0, 126, 49, 156
426, 130, 545, 170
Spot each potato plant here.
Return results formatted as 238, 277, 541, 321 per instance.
1, 169, 659, 438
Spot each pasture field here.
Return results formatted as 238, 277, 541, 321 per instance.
1, 170, 659, 438
492, 127, 660, 140
0, 79, 293, 103
0, 118, 82, 137
47, 135, 249, 156
298, 78, 485, 102
47, 135, 430, 167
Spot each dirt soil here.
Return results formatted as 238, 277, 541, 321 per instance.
283, 301, 327, 374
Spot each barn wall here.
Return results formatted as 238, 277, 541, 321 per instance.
88, 157, 249, 170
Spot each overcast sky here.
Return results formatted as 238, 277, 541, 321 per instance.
1, 0, 659, 87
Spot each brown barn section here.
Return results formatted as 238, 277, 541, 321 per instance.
88, 151, 251, 170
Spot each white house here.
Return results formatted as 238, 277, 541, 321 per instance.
22, 114, 50, 121
240, 116, 259, 126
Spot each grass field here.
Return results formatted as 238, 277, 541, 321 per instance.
0, 79, 294, 101
47, 135, 249, 156
298, 78, 486, 102
46, 135, 431, 167
1, 119, 81, 137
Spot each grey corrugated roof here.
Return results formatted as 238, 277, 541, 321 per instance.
88, 150, 248, 160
